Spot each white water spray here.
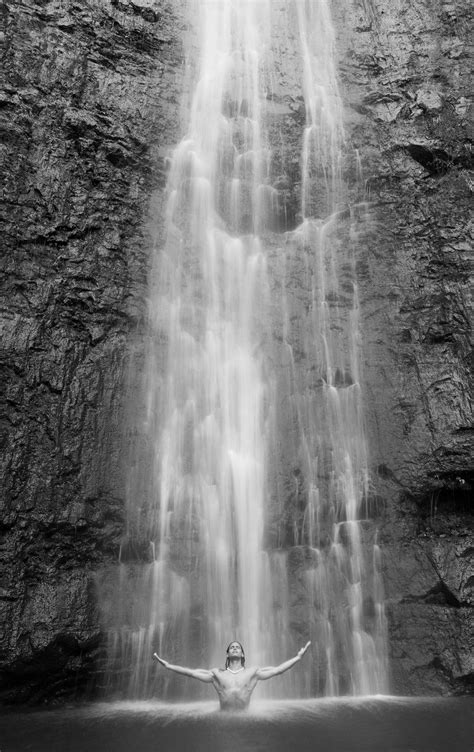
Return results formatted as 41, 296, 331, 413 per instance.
100, 0, 388, 699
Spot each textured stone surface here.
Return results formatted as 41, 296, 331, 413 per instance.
1, 0, 184, 702
0, 0, 472, 702
259, 0, 473, 696
331, 0, 473, 695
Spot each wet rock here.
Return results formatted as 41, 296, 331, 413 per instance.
406, 144, 453, 175
0, 632, 103, 704
416, 88, 443, 113
1, 0, 184, 702
387, 603, 473, 696
1, 0, 472, 701
321, 0, 473, 695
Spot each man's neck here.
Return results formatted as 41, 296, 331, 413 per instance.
227, 658, 244, 672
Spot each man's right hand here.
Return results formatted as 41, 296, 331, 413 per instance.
153, 652, 168, 667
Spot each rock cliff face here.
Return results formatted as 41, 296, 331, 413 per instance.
0, 0, 472, 702
332, 0, 473, 694
1, 0, 185, 702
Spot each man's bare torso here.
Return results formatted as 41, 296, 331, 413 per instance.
210, 667, 259, 711
152, 641, 310, 709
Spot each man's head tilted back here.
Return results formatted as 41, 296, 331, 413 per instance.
226, 641, 246, 667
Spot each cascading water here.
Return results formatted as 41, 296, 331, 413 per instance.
278, 3, 389, 696
100, 0, 388, 699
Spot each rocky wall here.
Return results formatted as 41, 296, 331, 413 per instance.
332, 0, 473, 694
0, 0, 184, 702
0, 0, 472, 702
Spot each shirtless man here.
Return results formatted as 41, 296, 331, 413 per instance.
152, 640, 311, 711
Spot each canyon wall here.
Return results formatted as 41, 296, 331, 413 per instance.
0, 0, 471, 701
333, 0, 473, 695
1, 0, 186, 702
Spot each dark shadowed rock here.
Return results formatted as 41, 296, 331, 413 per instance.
330, 0, 473, 694
0, 0, 472, 701
1, 0, 184, 703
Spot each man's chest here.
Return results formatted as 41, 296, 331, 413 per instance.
216, 670, 254, 689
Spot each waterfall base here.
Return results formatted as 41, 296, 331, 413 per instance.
1, 697, 472, 752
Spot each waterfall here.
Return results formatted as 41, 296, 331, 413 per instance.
278, 3, 389, 696
99, 0, 388, 699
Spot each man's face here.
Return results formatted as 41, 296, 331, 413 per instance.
228, 642, 243, 659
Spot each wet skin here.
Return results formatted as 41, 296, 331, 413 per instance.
210, 666, 260, 711
153, 641, 311, 711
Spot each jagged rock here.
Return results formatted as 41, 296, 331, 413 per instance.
0, 632, 103, 704
1, 0, 472, 701
1, 0, 184, 702
387, 603, 473, 695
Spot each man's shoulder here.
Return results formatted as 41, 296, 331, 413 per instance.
210, 667, 229, 684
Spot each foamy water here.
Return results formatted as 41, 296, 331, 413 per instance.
100, 0, 387, 699
1, 697, 472, 752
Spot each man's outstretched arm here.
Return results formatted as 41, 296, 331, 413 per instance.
256, 641, 311, 681
152, 653, 214, 683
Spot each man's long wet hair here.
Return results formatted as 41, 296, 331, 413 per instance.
225, 641, 245, 668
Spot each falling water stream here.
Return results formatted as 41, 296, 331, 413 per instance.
100, 0, 388, 700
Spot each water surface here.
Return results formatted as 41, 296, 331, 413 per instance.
0, 696, 472, 752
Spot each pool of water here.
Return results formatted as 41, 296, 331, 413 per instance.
0, 696, 472, 752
